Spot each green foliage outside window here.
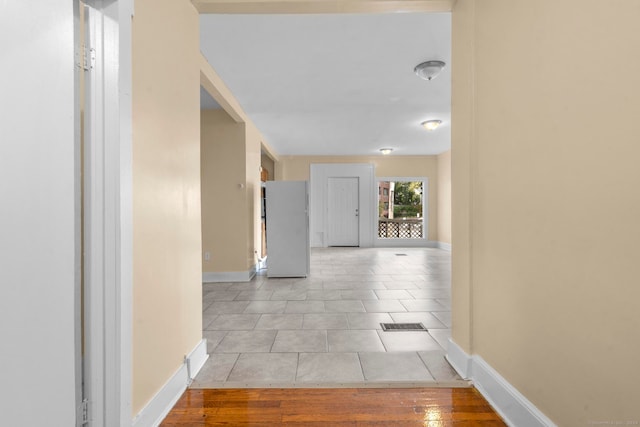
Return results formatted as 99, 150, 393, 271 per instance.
393, 181, 422, 205
393, 205, 421, 217
393, 181, 422, 218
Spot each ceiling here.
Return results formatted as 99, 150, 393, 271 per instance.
199, 13, 451, 156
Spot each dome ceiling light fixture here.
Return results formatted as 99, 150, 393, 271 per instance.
414, 60, 446, 81
379, 148, 393, 155
421, 120, 442, 131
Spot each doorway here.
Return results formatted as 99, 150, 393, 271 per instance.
327, 177, 360, 247
309, 163, 375, 248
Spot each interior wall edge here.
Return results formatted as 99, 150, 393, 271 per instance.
447, 339, 557, 427
131, 339, 208, 427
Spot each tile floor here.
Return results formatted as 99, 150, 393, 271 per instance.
192, 247, 466, 388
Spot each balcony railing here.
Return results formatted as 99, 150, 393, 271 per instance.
378, 218, 423, 239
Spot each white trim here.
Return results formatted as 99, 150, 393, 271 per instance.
203, 267, 256, 283
73, 2, 83, 422
375, 177, 430, 247
375, 239, 439, 248
115, 0, 134, 424
83, 5, 108, 425
447, 339, 557, 427
81, 2, 134, 426
78, 2, 133, 426
473, 356, 557, 427
437, 241, 452, 251
132, 339, 208, 427
187, 339, 209, 381
446, 338, 472, 379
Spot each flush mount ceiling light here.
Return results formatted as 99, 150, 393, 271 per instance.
421, 120, 442, 131
380, 148, 393, 155
414, 60, 446, 81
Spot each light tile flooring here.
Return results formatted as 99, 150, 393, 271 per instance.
192, 247, 466, 388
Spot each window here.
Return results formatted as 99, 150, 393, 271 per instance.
377, 180, 425, 239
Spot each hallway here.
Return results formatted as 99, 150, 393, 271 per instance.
194, 247, 465, 387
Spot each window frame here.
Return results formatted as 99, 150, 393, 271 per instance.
375, 177, 429, 245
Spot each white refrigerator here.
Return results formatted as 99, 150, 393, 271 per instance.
265, 181, 310, 278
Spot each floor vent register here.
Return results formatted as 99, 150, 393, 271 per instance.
380, 323, 427, 332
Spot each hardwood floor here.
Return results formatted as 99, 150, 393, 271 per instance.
160, 387, 507, 426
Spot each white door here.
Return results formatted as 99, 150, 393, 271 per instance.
2, 2, 78, 426
327, 177, 359, 246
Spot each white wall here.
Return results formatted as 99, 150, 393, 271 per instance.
0, 2, 77, 425
309, 163, 375, 247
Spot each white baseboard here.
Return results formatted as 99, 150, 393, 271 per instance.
374, 239, 439, 248
437, 241, 452, 251
473, 356, 557, 427
187, 339, 209, 381
447, 339, 556, 427
446, 339, 472, 379
203, 267, 256, 283
132, 339, 208, 427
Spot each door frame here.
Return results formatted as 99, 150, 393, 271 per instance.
375, 176, 430, 247
77, 1, 133, 425
327, 176, 361, 247
309, 163, 375, 248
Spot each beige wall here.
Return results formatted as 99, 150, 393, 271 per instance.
201, 111, 264, 273
436, 150, 451, 245
450, 0, 473, 356
201, 109, 249, 272
452, 1, 640, 425
280, 155, 439, 241
261, 153, 275, 181
132, 0, 202, 416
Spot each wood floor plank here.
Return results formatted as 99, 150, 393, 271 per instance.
160, 388, 506, 426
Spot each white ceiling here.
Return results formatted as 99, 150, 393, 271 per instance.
199, 13, 451, 156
